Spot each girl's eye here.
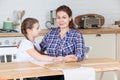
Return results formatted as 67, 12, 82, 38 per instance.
36, 26, 39, 30
37, 27, 39, 30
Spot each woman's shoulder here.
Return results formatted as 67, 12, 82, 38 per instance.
68, 29, 83, 40
47, 28, 59, 35
49, 28, 59, 32
70, 29, 82, 35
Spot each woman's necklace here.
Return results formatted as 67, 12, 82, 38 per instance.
60, 27, 70, 39
60, 31, 66, 39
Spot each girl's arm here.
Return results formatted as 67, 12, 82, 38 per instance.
26, 48, 55, 62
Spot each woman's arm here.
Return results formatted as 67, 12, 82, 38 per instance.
64, 55, 77, 62
55, 55, 77, 63
74, 32, 85, 61
39, 30, 51, 52
55, 32, 85, 63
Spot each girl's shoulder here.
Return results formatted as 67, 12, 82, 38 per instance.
21, 39, 32, 44
20, 39, 33, 48
19, 39, 34, 50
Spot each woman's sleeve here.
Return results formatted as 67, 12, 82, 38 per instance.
39, 35, 47, 52
39, 29, 52, 52
75, 32, 85, 62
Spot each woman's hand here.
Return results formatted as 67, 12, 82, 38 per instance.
53, 55, 77, 63
64, 55, 77, 62
17, 40, 21, 48
53, 56, 64, 63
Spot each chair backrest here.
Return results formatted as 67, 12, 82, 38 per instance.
85, 46, 92, 59
0, 47, 17, 63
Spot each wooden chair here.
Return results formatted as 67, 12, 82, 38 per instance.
100, 71, 118, 80
0, 47, 17, 63
84, 46, 118, 80
84, 46, 92, 59
0, 47, 23, 80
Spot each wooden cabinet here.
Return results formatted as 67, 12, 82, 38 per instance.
83, 34, 116, 59
83, 34, 118, 80
117, 34, 120, 60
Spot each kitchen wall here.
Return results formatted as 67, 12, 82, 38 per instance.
0, 0, 120, 29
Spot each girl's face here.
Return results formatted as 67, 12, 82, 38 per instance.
30, 22, 40, 38
56, 11, 71, 29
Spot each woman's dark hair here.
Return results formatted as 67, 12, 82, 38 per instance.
56, 5, 76, 29
21, 18, 39, 37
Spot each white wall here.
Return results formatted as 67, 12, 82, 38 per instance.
0, 0, 120, 29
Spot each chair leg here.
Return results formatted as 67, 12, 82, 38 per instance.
113, 72, 118, 80
99, 72, 118, 80
0, 56, 2, 62
4, 55, 7, 63
99, 72, 104, 80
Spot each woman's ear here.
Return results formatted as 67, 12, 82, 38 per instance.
69, 17, 72, 21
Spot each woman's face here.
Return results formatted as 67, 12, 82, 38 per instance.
56, 11, 71, 29
30, 22, 41, 38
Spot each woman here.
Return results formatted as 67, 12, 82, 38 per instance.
39, 5, 85, 80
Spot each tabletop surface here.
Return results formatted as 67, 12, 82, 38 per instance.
0, 58, 120, 79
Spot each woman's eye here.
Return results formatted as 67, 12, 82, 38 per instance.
57, 16, 60, 19
63, 16, 66, 19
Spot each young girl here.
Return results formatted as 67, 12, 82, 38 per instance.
14, 18, 57, 62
